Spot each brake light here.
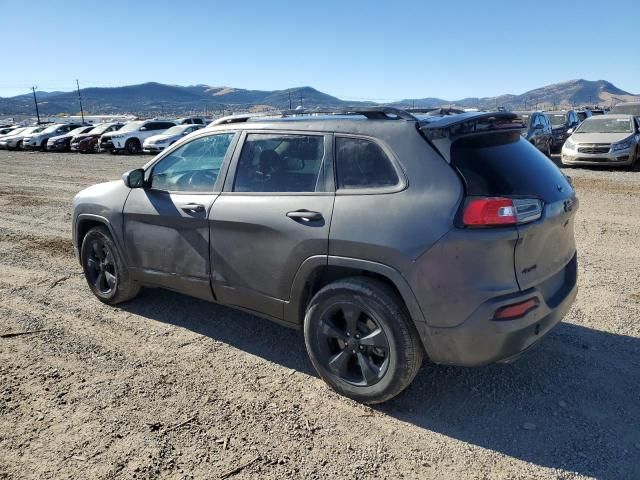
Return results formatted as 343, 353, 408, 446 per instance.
463, 197, 542, 227
493, 297, 539, 321
463, 198, 516, 226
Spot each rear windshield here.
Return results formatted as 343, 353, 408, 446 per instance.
451, 131, 572, 202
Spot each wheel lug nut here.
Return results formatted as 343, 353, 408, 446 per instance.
346, 332, 350, 337
359, 345, 364, 350
352, 349, 356, 354
355, 334, 360, 339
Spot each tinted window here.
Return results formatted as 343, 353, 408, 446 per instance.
451, 131, 571, 203
233, 134, 325, 193
150, 133, 233, 192
335, 137, 399, 190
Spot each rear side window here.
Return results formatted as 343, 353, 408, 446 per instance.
233, 134, 325, 193
335, 137, 399, 190
451, 131, 571, 203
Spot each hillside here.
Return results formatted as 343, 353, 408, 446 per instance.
0, 79, 637, 116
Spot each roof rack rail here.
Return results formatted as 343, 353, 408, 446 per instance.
209, 107, 418, 126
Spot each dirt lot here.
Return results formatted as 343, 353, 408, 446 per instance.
0, 150, 639, 480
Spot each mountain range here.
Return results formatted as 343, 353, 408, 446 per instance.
0, 79, 638, 117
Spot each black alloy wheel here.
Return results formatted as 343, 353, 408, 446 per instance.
84, 237, 117, 296
317, 301, 390, 386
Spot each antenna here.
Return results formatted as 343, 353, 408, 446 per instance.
76, 80, 85, 124
31, 86, 41, 124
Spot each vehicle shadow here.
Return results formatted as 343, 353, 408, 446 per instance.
122, 289, 640, 479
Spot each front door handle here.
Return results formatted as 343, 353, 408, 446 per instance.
286, 210, 323, 222
181, 203, 205, 213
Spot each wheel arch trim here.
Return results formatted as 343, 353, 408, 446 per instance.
284, 255, 427, 328
74, 214, 123, 263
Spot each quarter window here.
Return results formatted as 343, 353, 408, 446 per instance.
335, 137, 399, 190
150, 133, 234, 192
233, 134, 325, 193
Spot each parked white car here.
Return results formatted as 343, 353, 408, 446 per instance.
99, 120, 176, 154
23, 123, 83, 151
142, 124, 204, 153
0, 125, 46, 150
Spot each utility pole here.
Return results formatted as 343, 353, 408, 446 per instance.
76, 79, 85, 124
288, 92, 292, 110
31, 86, 41, 124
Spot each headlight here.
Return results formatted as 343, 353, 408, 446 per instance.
612, 137, 633, 152
563, 139, 576, 151
111, 134, 123, 139
155, 138, 168, 144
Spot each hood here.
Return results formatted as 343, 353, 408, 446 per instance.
49, 133, 72, 142
146, 134, 172, 143
74, 133, 100, 141
570, 132, 633, 144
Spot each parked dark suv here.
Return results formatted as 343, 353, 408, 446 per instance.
513, 111, 554, 155
547, 110, 580, 152
72, 108, 578, 403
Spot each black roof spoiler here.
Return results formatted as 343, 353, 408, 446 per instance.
419, 111, 524, 162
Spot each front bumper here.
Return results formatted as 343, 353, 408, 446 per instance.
22, 142, 41, 150
561, 147, 633, 166
143, 144, 166, 153
47, 142, 68, 152
421, 254, 577, 366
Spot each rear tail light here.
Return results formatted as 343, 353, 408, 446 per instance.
493, 297, 539, 321
463, 197, 542, 227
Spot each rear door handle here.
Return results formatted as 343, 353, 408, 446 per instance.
286, 210, 323, 222
180, 203, 205, 213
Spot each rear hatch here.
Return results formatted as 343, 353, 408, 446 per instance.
420, 113, 577, 293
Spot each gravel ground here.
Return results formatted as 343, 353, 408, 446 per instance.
0, 150, 639, 480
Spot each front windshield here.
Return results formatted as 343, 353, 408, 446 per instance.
575, 117, 633, 134
611, 104, 640, 116
42, 124, 63, 133
550, 114, 567, 126
69, 126, 90, 136
90, 123, 118, 134
31, 126, 46, 133
118, 121, 144, 133
162, 126, 188, 136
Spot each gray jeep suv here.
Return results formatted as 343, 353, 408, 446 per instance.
72, 108, 578, 403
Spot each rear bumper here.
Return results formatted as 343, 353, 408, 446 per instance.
422, 254, 577, 366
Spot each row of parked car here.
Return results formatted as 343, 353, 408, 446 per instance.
1, 102, 639, 167
0, 117, 207, 154
513, 102, 640, 168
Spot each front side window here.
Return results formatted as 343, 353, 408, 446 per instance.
335, 137, 399, 190
233, 134, 325, 193
150, 133, 234, 192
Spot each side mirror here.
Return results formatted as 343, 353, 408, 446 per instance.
567, 128, 574, 135
122, 168, 145, 188
139, 126, 147, 131
183, 131, 190, 135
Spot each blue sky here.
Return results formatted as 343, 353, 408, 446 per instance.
1, 0, 638, 100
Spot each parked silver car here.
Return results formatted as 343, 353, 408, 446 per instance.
142, 124, 204, 153
561, 115, 640, 167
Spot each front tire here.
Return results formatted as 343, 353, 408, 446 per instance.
81, 226, 139, 304
304, 277, 423, 404
125, 138, 141, 155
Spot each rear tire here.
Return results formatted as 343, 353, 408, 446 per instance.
304, 277, 423, 404
125, 138, 141, 155
80, 226, 139, 304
